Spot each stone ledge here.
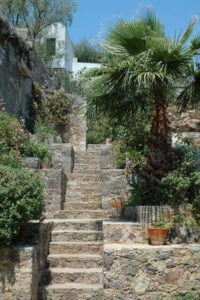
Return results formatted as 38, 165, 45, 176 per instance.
104, 243, 200, 251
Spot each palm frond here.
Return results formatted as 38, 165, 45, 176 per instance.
176, 63, 200, 110
105, 19, 149, 56
190, 32, 200, 53
178, 18, 197, 45
141, 8, 165, 38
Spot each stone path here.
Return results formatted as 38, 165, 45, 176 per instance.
42, 145, 109, 299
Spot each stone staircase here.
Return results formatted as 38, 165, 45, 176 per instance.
42, 146, 109, 299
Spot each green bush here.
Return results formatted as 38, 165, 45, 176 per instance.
21, 140, 52, 163
0, 165, 43, 245
47, 91, 72, 141
162, 145, 200, 207
129, 144, 200, 208
0, 112, 27, 150
0, 150, 22, 169
35, 122, 56, 142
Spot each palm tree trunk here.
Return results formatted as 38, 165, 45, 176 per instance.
143, 89, 174, 182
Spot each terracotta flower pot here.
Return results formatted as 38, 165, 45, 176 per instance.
41, 162, 49, 169
148, 227, 169, 246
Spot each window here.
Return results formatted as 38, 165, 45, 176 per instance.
46, 38, 56, 57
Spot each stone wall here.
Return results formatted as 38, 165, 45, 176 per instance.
100, 144, 131, 214
36, 169, 66, 216
103, 221, 144, 244
49, 143, 73, 175
68, 96, 87, 152
104, 243, 200, 300
0, 222, 52, 300
0, 18, 50, 120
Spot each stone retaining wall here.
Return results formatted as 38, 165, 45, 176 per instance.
104, 244, 200, 300
103, 221, 144, 244
0, 222, 52, 300
36, 169, 66, 216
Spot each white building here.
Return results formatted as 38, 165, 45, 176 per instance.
42, 22, 101, 77
72, 58, 101, 79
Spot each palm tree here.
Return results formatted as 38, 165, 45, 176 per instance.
86, 10, 200, 197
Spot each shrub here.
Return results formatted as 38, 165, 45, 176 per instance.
21, 140, 52, 163
129, 143, 200, 208
0, 149, 22, 169
0, 112, 27, 150
0, 165, 43, 245
35, 122, 56, 142
47, 91, 72, 142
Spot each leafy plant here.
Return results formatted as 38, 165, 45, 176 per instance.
0, 149, 22, 169
0, 112, 27, 150
162, 145, 200, 207
74, 39, 104, 63
46, 91, 73, 142
21, 140, 52, 164
152, 219, 172, 229
34, 122, 56, 142
0, 165, 43, 245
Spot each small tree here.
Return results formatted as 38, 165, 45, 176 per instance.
0, 0, 77, 38
86, 10, 200, 201
74, 39, 104, 63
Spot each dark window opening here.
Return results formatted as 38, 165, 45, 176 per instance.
46, 38, 56, 57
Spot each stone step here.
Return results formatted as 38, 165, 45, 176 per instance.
72, 168, 101, 175
54, 210, 108, 219
87, 145, 102, 152
66, 186, 102, 194
65, 194, 102, 203
45, 267, 103, 285
63, 202, 102, 210
42, 283, 103, 300
67, 173, 100, 181
51, 219, 103, 231
48, 254, 102, 268
51, 230, 103, 242
74, 160, 101, 166
50, 242, 103, 254
67, 180, 101, 187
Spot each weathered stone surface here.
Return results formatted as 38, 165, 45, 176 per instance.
169, 106, 200, 132
0, 222, 52, 300
68, 97, 87, 152
103, 221, 145, 244
104, 244, 200, 299
35, 169, 66, 214
22, 157, 40, 169
0, 18, 50, 120
49, 143, 73, 174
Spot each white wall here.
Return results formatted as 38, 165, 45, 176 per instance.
41, 23, 74, 71
72, 57, 101, 78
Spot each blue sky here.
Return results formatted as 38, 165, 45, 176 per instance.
69, 0, 200, 44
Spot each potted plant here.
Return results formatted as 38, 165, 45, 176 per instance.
110, 198, 125, 218
148, 219, 171, 246
40, 154, 52, 169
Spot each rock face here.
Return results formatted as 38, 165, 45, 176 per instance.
0, 18, 50, 120
169, 106, 200, 133
104, 244, 200, 300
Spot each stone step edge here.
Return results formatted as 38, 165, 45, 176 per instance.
57, 210, 107, 213
43, 282, 103, 290
45, 219, 106, 223
48, 253, 102, 259
52, 230, 102, 234
50, 241, 103, 245
47, 267, 103, 273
